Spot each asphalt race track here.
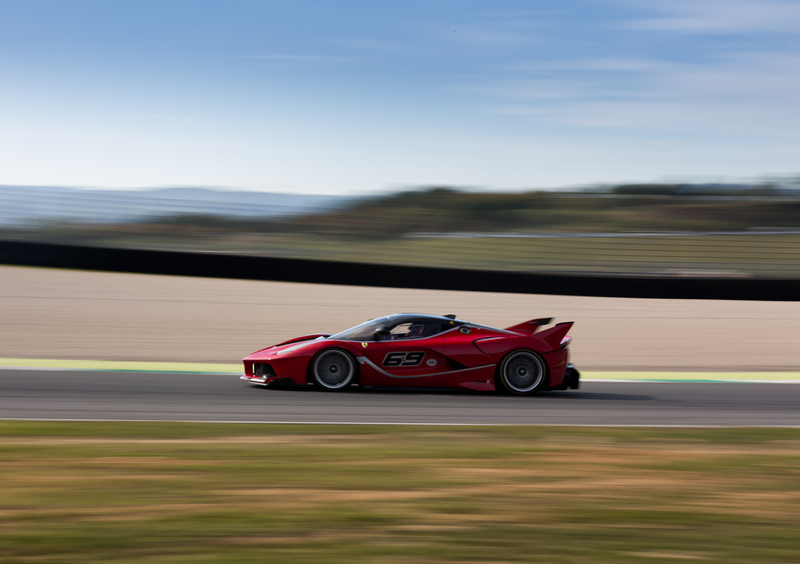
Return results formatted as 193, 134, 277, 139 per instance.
1, 369, 798, 426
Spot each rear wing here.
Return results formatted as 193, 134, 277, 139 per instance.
504, 318, 553, 334
504, 319, 573, 351
538, 322, 574, 351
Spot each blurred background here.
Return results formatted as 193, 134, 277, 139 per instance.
3, 181, 800, 277
3, 5, 800, 563
2, 0, 800, 278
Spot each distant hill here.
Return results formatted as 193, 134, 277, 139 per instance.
0, 185, 354, 225
3, 182, 800, 233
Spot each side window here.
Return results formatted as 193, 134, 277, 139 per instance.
389, 323, 414, 339
388, 322, 443, 339
421, 323, 442, 337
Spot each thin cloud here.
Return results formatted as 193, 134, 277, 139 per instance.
623, 0, 800, 33
239, 54, 350, 62
467, 80, 588, 102
422, 22, 541, 47
481, 52, 800, 136
336, 38, 419, 54
501, 58, 675, 73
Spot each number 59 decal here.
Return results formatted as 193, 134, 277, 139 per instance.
383, 351, 425, 367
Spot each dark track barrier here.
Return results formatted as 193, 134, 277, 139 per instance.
1, 239, 798, 301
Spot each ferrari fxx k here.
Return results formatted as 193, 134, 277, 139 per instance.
241, 314, 578, 395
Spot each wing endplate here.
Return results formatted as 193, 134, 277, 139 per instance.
537, 322, 574, 351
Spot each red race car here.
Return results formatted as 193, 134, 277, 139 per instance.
241, 314, 578, 395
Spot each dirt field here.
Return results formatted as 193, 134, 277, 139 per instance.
1, 265, 799, 370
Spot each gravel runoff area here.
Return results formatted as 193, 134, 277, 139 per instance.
1, 265, 799, 371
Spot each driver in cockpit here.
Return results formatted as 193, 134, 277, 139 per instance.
405, 324, 426, 339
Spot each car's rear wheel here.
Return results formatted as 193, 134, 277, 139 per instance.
311, 349, 356, 391
497, 350, 546, 395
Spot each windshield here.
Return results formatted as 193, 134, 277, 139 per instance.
329, 317, 393, 342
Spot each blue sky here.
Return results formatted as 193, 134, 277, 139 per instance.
1, 0, 799, 194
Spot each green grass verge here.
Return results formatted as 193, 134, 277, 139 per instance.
4, 358, 800, 382
1, 422, 799, 563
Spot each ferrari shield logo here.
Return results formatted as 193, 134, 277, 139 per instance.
361, 342, 368, 348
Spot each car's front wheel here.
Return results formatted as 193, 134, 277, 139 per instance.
311, 349, 356, 391
497, 350, 546, 395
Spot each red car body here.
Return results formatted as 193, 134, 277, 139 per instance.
241, 314, 579, 395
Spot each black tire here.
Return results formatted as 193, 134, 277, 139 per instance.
311, 349, 356, 391
497, 350, 547, 395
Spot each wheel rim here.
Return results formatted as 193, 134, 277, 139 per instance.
313, 351, 354, 389
502, 352, 544, 393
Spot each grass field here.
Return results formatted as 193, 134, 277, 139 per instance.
233, 232, 800, 276
9, 228, 800, 277
1, 422, 799, 563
